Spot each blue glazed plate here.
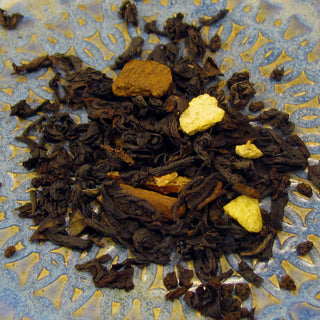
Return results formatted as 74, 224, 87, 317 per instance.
1, 1, 320, 319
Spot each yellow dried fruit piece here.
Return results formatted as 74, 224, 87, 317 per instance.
223, 195, 262, 233
152, 172, 179, 187
145, 172, 191, 194
235, 140, 263, 159
179, 94, 225, 135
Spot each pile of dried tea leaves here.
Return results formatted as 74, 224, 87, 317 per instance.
7, 4, 318, 320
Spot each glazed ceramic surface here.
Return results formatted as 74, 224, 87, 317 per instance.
0, 1, 320, 319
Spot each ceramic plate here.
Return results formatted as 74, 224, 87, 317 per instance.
1, 0, 320, 319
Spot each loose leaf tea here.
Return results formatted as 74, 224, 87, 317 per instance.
270, 67, 285, 81
308, 162, 320, 189
209, 33, 222, 52
4, 245, 16, 258
110, 36, 144, 69
118, 1, 138, 26
0, 8, 23, 29
8, 5, 313, 320
199, 9, 229, 26
296, 182, 312, 197
163, 271, 178, 290
296, 240, 313, 256
279, 274, 296, 291
235, 283, 250, 301
75, 255, 135, 291
144, 20, 166, 36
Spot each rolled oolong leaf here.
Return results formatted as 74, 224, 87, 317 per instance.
187, 25, 206, 58
230, 79, 256, 109
183, 281, 222, 319
227, 71, 250, 89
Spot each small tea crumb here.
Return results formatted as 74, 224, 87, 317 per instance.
270, 67, 284, 81
297, 182, 312, 198
209, 33, 221, 52
178, 263, 194, 287
235, 283, 250, 301
296, 240, 313, 256
163, 271, 178, 290
279, 274, 296, 291
222, 312, 242, 320
249, 101, 264, 113
221, 283, 234, 297
308, 161, 320, 190
4, 245, 16, 258
235, 140, 263, 159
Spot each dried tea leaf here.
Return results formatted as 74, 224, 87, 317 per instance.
4, 245, 16, 258
296, 241, 313, 256
270, 67, 284, 81
163, 271, 178, 290
296, 183, 312, 197
111, 36, 144, 69
238, 261, 263, 287
0, 8, 23, 29
279, 274, 296, 291
199, 9, 229, 25
308, 162, 320, 189
118, 1, 138, 26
